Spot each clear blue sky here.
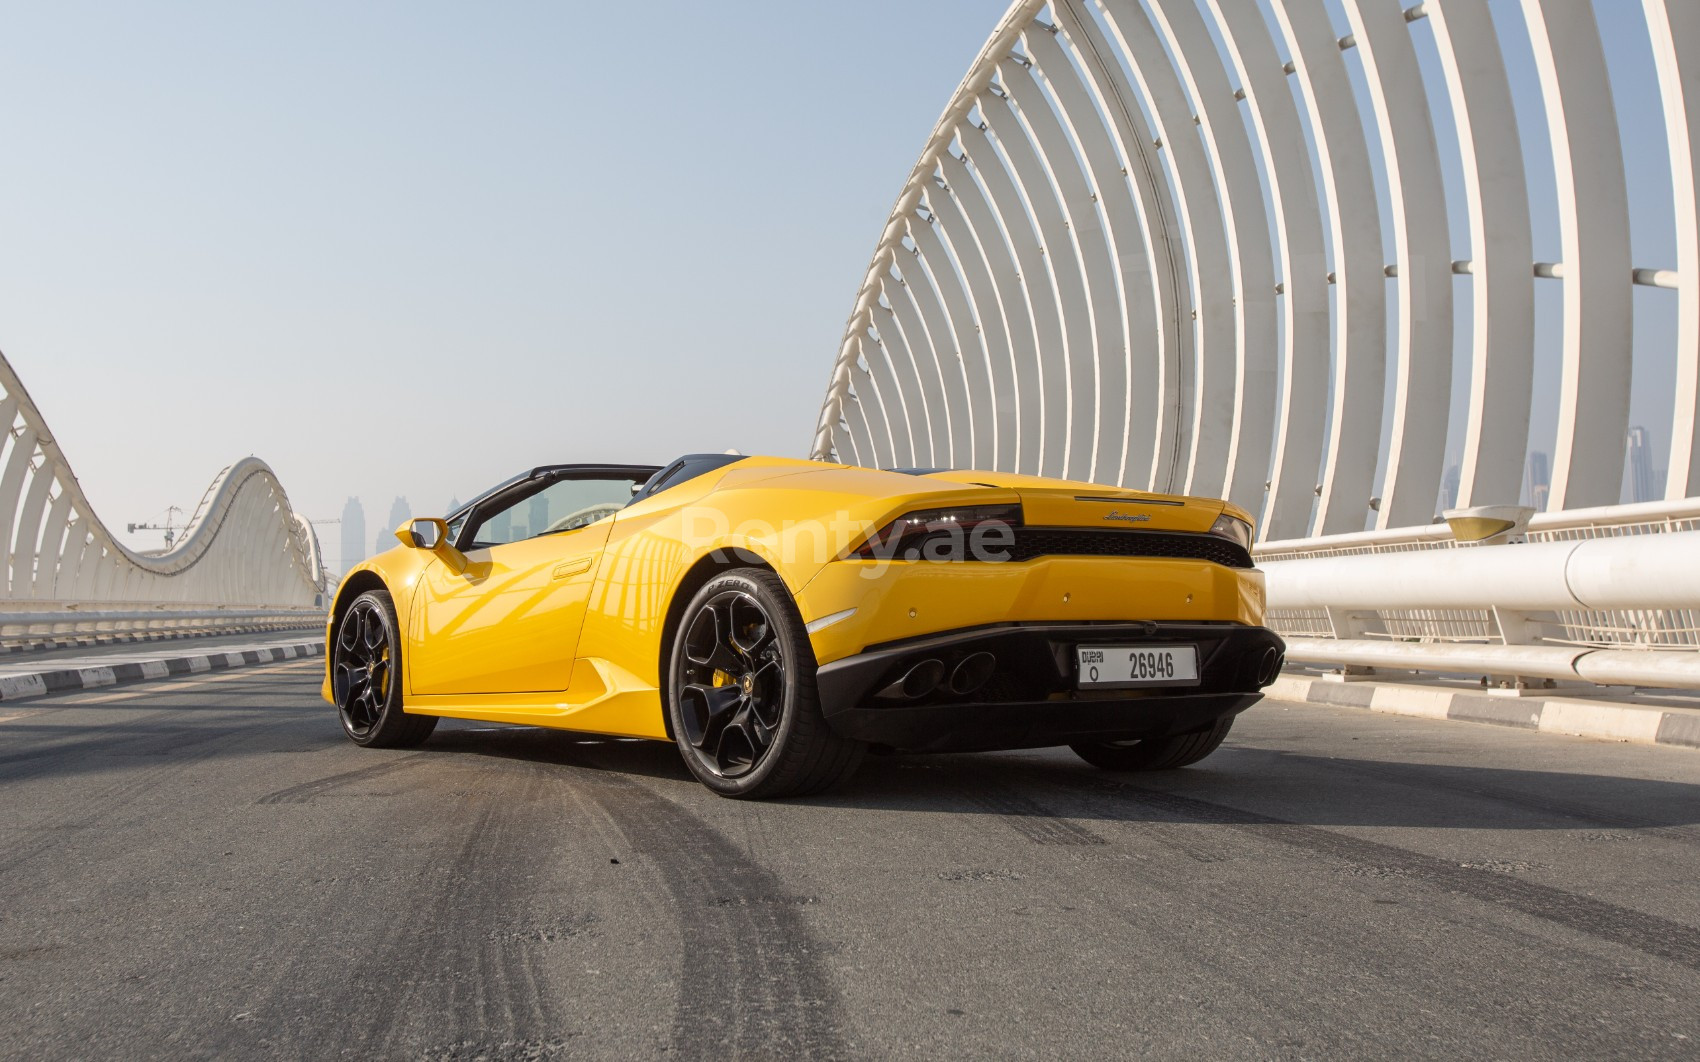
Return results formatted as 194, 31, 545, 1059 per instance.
0, 1, 992, 557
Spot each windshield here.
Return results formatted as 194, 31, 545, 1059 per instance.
463, 474, 648, 549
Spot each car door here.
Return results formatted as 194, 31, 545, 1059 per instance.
409, 472, 640, 696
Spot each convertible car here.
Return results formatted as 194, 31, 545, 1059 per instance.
325, 454, 1283, 798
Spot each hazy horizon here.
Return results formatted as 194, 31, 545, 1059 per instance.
0, 1, 992, 560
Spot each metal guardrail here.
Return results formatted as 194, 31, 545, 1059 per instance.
0, 606, 325, 648
1259, 500, 1700, 689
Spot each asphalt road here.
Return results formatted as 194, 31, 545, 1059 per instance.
4, 663, 1699, 1060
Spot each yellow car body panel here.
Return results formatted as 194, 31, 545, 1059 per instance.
324, 455, 1269, 743
408, 521, 611, 696
797, 556, 1265, 669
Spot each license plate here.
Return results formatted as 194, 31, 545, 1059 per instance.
1076, 645, 1199, 688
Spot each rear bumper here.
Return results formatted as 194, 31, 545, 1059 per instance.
814, 621, 1284, 753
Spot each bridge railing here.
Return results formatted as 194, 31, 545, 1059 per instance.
0, 351, 328, 651
1259, 502, 1700, 689
0, 604, 325, 650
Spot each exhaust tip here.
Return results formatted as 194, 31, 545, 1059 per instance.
882, 658, 944, 700
948, 651, 997, 695
1255, 647, 1283, 687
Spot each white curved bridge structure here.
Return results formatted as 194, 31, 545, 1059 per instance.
813, 0, 1700, 691
0, 352, 324, 646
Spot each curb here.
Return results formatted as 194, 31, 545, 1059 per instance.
0, 641, 324, 702
1269, 674, 1700, 750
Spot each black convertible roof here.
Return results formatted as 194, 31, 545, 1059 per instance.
449, 454, 746, 522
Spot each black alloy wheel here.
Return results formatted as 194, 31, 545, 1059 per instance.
668, 569, 863, 798
677, 587, 791, 777
331, 588, 437, 748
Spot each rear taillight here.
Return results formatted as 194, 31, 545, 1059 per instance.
1207, 513, 1255, 552
849, 504, 1023, 561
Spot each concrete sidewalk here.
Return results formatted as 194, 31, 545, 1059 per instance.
1270, 672, 1700, 751
0, 637, 323, 701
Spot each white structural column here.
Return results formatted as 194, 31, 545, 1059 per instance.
1146, 0, 1276, 519
960, 119, 1072, 477
836, 396, 869, 469
895, 220, 977, 465
907, 211, 997, 470
1521, 0, 1633, 510
856, 330, 913, 465
1646, 0, 1700, 499
1428, 2, 1535, 510
1208, 0, 1331, 539
1270, 0, 1386, 535
933, 155, 1032, 471
881, 271, 952, 465
1098, 0, 1235, 500
981, 77, 1100, 480
872, 280, 940, 464
1021, 25, 1142, 486
1346, 0, 1451, 530
1003, 48, 1121, 482
1051, 0, 1192, 491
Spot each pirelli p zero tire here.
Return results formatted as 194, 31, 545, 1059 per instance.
332, 588, 437, 749
1069, 716, 1234, 772
667, 568, 865, 799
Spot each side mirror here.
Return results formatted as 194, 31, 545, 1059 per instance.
396, 517, 447, 550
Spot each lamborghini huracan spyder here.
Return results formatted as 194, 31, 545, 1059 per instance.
325, 454, 1284, 798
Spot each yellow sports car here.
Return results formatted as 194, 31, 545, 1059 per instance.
324, 454, 1283, 798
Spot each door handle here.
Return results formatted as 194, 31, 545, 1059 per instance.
552, 557, 593, 580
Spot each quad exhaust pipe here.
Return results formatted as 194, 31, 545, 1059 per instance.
878, 652, 999, 701
948, 652, 996, 695
1255, 646, 1283, 686
878, 658, 945, 700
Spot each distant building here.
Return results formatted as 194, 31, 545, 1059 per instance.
339, 497, 366, 577
1526, 451, 1550, 511
1627, 426, 1657, 504
528, 493, 551, 538
1439, 464, 1460, 514
376, 496, 411, 554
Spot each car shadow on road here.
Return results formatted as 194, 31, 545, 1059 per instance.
418, 721, 1700, 834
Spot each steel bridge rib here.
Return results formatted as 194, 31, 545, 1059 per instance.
0, 351, 323, 621
813, 0, 1695, 547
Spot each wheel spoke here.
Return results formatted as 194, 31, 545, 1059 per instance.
678, 683, 743, 749
728, 596, 772, 659
747, 659, 783, 729
713, 720, 757, 777
683, 603, 742, 673
356, 687, 379, 728
745, 708, 776, 750
361, 607, 386, 651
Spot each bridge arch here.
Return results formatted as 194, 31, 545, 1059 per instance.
0, 351, 324, 611
813, 0, 1699, 542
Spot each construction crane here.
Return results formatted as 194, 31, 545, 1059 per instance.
127, 506, 187, 550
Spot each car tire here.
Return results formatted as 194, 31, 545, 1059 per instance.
1069, 716, 1233, 771
331, 588, 438, 749
667, 568, 865, 799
